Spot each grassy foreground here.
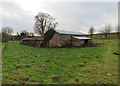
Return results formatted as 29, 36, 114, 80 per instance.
2, 38, 118, 84
2, 42, 6, 50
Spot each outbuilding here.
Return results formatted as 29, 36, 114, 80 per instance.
72, 36, 91, 46
20, 37, 43, 47
43, 29, 91, 47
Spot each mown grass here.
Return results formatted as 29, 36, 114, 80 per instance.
2, 42, 6, 50
2, 38, 118, 84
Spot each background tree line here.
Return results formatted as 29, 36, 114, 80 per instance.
1, 27, 35, 42
1, 12, 119, 42
88, 25, 120, 38
1, 24, 119, 42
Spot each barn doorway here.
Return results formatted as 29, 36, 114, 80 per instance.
84, 40, 88, 44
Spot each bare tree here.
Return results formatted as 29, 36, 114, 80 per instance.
115, 25, 120, 37
100, 25, 112, 38
2, 27, 13, 42
116, 25, 120, 32
2, 27, 13, 36
98, 29, 104, 37
88, 26, 95, 38
29, 32, 34, 37
34, 12, 58, 37
20, 30, 29, 38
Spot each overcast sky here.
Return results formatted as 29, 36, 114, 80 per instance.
0, 0, 118, 34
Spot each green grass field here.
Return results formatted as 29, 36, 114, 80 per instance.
2, 38, 118, 84
2, 42, 6, 50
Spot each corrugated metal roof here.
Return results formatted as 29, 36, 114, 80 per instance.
72, 36, 91, 40
55, 29, 86, 35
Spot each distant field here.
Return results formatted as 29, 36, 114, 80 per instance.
2, 38, 118, 84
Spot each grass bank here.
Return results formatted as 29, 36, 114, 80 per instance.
2, 38, 118, 84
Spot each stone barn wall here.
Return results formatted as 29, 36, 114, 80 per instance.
48, 32, 72, 47
48, 32, 61, 47
60, 34, 71, 46
72, 38, 84, 46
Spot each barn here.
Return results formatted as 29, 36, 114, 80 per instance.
43, 29, 91, 47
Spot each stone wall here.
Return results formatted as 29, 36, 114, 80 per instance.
72, 38, 84, 46
48, 32, 61, 47
48, 32, 72, 47
20, 40, 42, 47
60, 34, 71, 46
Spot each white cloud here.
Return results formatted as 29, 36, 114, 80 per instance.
1, 2, 35, 33
0, 1, 118, 34
45, 2, 117, 32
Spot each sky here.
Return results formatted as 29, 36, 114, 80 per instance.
0, 0, 118, 34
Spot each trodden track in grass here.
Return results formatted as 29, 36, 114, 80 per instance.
2, 38, 118, 84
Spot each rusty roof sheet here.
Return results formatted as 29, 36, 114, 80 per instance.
72, 36, 91, 40
55, 29, 86, 35
21, 38, 43, 41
